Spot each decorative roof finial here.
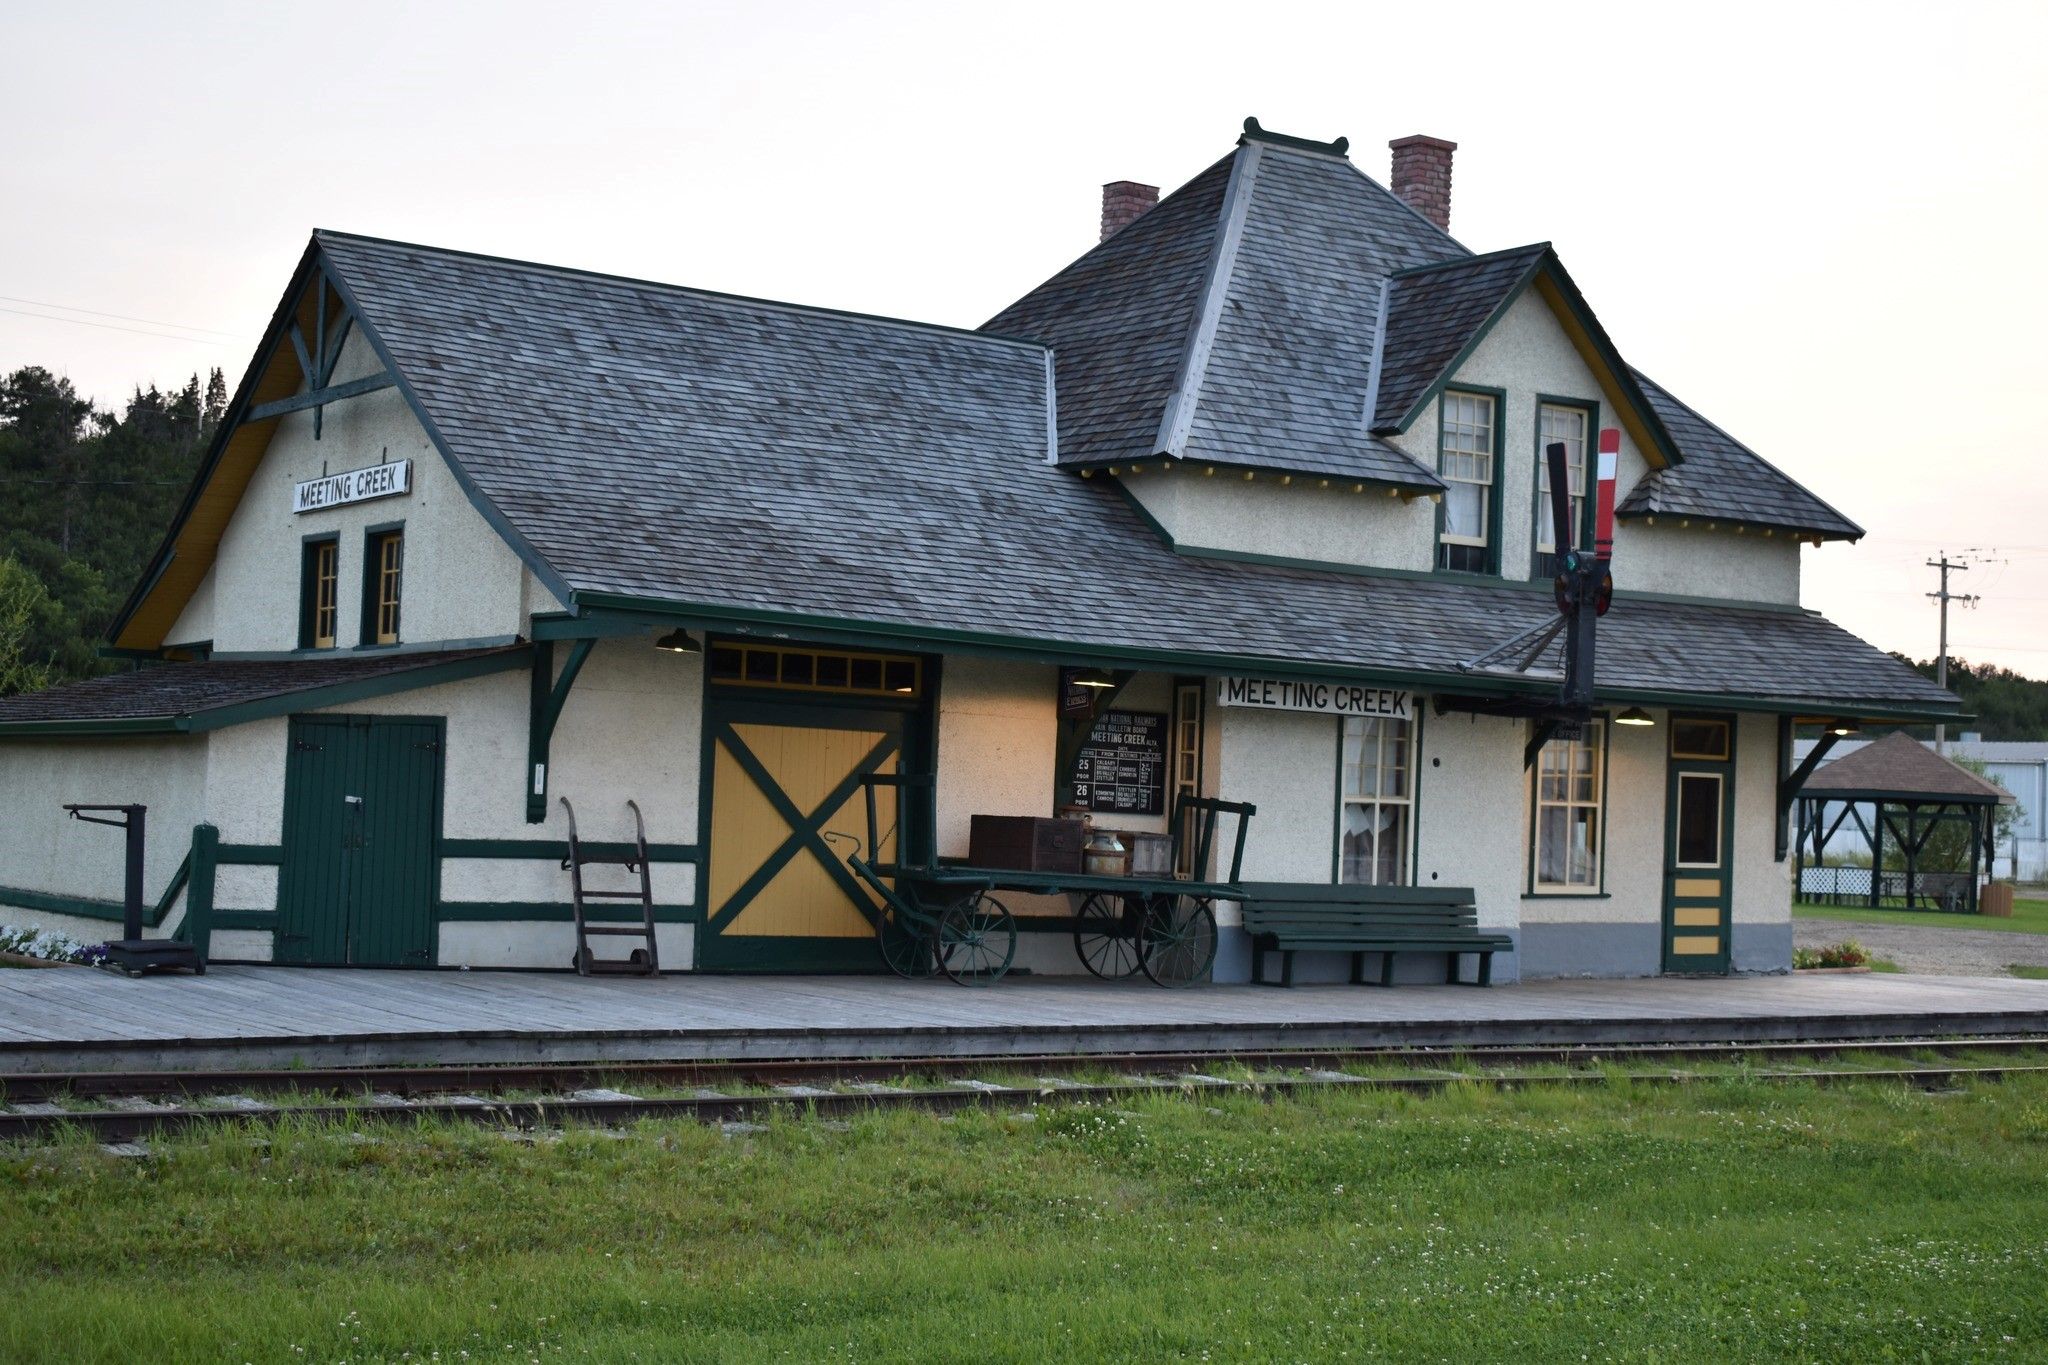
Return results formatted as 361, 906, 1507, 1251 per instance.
1241, 117, 1349, 157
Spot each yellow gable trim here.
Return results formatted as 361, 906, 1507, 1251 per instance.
1530, 272, 1670, 471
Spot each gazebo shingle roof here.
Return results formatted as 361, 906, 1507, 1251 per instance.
1803, 731, 2015, 804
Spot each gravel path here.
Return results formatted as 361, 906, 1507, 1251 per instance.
1796, 917, 2048, 977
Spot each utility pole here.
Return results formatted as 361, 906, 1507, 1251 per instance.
1926, 553, 1979, 754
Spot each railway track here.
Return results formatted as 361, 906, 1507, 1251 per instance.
4, 1037, 2042, 1146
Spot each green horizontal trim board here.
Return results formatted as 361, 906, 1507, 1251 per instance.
0, 886, 132, 923
216, 844, 283, 865
210, 910, 279, 930
0, 716, 187, 738
440, 839, 701, 863
574, 592, 1963, 723
435, 902, 699, 924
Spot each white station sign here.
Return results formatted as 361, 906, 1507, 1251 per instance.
1218, 677, 1412, 720
293, 459, 412, 514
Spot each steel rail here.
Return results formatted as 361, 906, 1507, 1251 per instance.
4, 1061, 2044, 1147
2, 1036, 2040, 1106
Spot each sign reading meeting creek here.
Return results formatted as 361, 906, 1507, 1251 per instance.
292, 459, 412, 514
1218, 677, 1411, 719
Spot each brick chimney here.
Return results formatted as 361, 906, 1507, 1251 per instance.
1100, 180, 1159, 242
1388, 135, 1457, 231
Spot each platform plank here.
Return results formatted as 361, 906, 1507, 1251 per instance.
0, 966, 2044, 1073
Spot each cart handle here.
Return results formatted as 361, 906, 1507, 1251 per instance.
858, 772, 937, 872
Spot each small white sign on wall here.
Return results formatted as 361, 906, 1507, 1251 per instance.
1218, 676, 1412, 719
293, 459, 412, 514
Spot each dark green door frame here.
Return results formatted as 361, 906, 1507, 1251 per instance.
1661, 713, 1736, 975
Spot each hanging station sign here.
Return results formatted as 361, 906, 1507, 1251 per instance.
1217, 677, 1411, 719
293, 459, 412, 514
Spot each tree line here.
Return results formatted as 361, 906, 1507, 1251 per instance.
0, 365, 220, 692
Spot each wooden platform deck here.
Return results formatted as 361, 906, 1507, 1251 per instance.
3, 966, 2046, 1072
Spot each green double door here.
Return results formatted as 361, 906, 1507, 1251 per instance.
277, 715, 444, 966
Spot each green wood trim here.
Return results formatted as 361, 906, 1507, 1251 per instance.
1238, 117, 1349, 157
357, 520, 406, 649
208, 909, 279, 930
0, 716, 186, 738
435, 902, 700, 924
524, 636, 596, 823
440, 838, 700, 862
181, 825, 218, 959
0, 885, 130, 922
242, 371, 395, 424
529, 610, 667, 642
185, 646, 531, 733
216, 843, 284, 865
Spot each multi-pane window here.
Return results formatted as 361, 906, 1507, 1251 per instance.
1437, 391, 1496, 573
368, 530, 403, 645
1533, 720, 1605, 890
1534, 403, 1589, 577
301, 538, 338, 649
706, 643, 921, 697
1339, 716, 1414, 886
1171, 681, 1204, 876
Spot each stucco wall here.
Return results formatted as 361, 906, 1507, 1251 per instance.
197, 330, 529, 653
1122, 468, 1435, 571
934, 656, 1057, 858
1612, 522, 1801, 606
0, 737, 205, 904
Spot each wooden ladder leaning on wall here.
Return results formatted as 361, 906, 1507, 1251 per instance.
559, 797, 660, 976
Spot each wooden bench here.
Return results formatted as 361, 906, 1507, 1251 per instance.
1236, 883, 1512, 987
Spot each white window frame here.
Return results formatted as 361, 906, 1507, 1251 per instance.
1338, 715, 1416, 886
1437, 390, 1497, 568
1534, 402, 1590, 559
1532, 719, 1605, 892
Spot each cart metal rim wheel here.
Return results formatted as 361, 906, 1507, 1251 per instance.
937, 893, 1017, 986
875, 904, 938, 979
1073, 892, 1142, 979
1139, 895, 1217, 988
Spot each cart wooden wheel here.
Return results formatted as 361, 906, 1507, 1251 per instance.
875, 903, 937, 979
937, 893, 1017, 986
1139, 894, 1217, 988
1073, 892, 1142, 979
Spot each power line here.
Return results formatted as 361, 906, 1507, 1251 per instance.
0, 304, 234, 347
0, 294, 244, 338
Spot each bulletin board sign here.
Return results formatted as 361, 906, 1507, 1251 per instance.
1073, 710, 1166, 815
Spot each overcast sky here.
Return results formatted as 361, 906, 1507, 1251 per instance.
4, 0, 2044, 677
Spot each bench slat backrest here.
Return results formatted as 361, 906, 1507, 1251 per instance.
1237, 881, 1483, 938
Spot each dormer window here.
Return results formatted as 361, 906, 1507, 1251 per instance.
1533, 400, 1593, 578
1436, 389, 1500, 574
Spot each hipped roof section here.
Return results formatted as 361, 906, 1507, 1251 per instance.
1803, 730, 2014, 803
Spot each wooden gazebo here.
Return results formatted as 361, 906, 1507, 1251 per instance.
1794, 732, 2014, 912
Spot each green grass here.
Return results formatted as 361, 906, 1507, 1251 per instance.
2010, 964, 2048, 980
6, 1078, 2048, 1362
1795, 896, 2048, 936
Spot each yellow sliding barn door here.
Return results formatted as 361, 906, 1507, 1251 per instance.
700, 701, 905, 972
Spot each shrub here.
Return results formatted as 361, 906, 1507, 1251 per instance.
1794, 941, 1870, 969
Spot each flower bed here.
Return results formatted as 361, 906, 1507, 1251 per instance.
0, 925, 105, 967
1794, 940, 1871, 971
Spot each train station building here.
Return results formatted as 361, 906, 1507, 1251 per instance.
0, 121, 1960, 982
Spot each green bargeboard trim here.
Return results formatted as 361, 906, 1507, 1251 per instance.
1661, 712, 1737, 975
1528, 394, 1600, 580
1432, 385, 1507, 577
